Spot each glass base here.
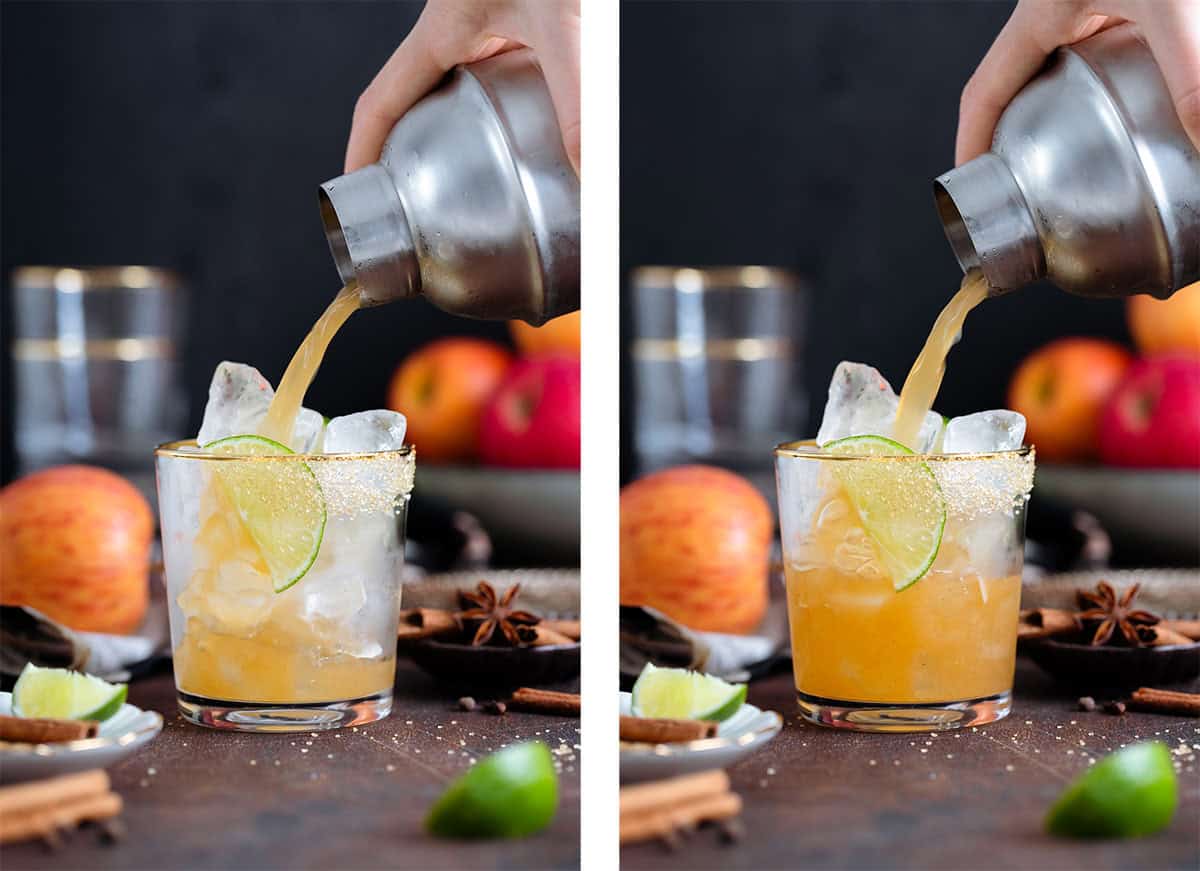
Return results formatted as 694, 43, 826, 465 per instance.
177, 690, 392, 732
796, 689, 1011, 732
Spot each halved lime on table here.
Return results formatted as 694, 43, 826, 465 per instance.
204, 434, 326, 593
426, 741, 559, 839
630, 663, 747, 722
12, 664, 127, 722
1046, 742, 1178, 839
824, 434, 947, 591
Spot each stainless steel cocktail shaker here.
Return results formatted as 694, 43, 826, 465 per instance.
935, 24, 1200, 299
319, 49, 580, 324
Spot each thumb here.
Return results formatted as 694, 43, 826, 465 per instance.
1138, 8, 1200, 154
529, 12, 581, 175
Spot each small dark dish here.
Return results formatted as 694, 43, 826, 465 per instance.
1021, 569, 1200, 691
407, 640, 580, 688
400, 569, 581, 688
1022, 638, 1200, 691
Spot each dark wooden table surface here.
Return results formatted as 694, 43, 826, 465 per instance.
623, 659, 1200, 870
4, 660, 581, 871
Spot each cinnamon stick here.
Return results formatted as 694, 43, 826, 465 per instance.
397, 608, 459, 641
540, 619, 581, 641
620, 716, 717, 744
0, 770, 110, 818
620, 791, 742, 844
508, 687, 581, 716
1160, 619, 1200, 641
0, 769, 122, 845
1128, 687, 1200, 717
1017, 608, 1080, 640
1137, 625, 1195, 647
618, 770, 729, 817
0, 791, 123, 844
0, 715, 98, 744
619, 771, 740, 844
513, 625, 575, 647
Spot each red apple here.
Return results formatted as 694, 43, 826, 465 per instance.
1098, 355, 1200, 468
479, 356, 581, 468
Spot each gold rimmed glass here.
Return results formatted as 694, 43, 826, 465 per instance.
774, 440, 1034, 732
155, 440, 415, 732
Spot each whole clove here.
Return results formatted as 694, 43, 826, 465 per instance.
717, 818, 745, 844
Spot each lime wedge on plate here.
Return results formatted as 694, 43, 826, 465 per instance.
630, 663, 747, 722
1046, 741, 1177, 838
426, 741, 558, 839
204, 434, 326, 593
825, 435, 946, 591
12, 663, 127, 722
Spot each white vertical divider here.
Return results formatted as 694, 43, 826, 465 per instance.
579, 0, 620, 868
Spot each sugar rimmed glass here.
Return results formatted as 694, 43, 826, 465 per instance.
775, 441, 1034, 732
155, 440, 414, 732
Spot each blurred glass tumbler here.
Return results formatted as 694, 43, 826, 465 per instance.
630, 266, 806, 475
11, 266, 185, 501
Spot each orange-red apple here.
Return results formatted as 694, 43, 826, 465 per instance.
509, 311, 581, 358
1127, 283, 1200, 356
387, 338, 513, 463
620, 465, 772, 634
0, 465, 153, 634
1007, 338, 1133, 462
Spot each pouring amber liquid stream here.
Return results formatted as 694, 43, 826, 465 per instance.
176, 282, 396, 704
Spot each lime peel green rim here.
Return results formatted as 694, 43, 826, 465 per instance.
824, 434, 947, 592
204, 434, 327, 594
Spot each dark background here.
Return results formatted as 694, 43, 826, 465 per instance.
618, 0, 1130, 479
0, 0, 511, 485
0, 0, 1138, 486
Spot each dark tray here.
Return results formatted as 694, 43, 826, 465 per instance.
1022, 637, 1200, 691
406, 640, 581, 689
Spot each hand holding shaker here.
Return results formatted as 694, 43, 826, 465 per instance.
935, 24, 1199, 299
318, 49, 580, 324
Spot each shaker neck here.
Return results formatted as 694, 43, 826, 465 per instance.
934, 153, 1045, 293
318, 164, 420, 307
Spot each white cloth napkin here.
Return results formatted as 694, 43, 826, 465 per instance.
619, 602, 789, 682
0, 598, 170, 683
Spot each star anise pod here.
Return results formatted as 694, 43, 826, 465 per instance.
1076, 581, 1160, 647
454, 581, 540, 647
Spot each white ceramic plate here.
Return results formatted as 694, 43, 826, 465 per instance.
619, 691, 783, 783
0, 692, 163, 783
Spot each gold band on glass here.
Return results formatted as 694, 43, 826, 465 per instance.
630, 336, 793, 361
12, 337, 175, 361
12, 266, 179, 292
630, 265, 800, 292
